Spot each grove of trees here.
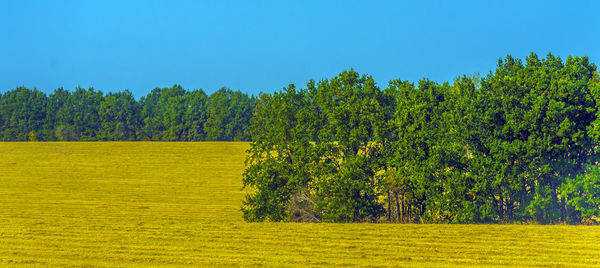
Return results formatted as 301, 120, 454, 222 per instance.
2, 52, 599, 224
0, 85, 255, 141
242, 53, 600, 224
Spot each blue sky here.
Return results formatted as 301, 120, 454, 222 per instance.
1, 0, 598, 98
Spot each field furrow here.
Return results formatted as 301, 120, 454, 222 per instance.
1, 142, 599, 266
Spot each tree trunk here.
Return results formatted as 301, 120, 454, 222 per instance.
560, 194, 566, 223
407, 201, 411, 223
387, 190, 392, 222
563, 196, 570, 223
506, 196, 513, 221
400, 195, 404, 222
554, 189, 567, 222
395, 193, 401, 222
496, 187, 504, 222
551, 186, 561, 223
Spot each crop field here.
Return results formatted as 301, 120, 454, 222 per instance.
0, 142, 599, 267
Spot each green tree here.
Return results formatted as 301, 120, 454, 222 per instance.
182, 89, 209, 141
204, 88, 254, 141
138, 85, 186, 141
312, 70, 392, 222
243, 70, 392, 223
229, 91, 255, 141
464, 53, 598, 223
205, 88, 232, 141
47, 87, 72, 141
561, 164, 600, 224
242, 85, 315, 221
0, 87, 48, 141
389, 78, 477, 223
99, 90, 140, 140
70, 86, 104, 140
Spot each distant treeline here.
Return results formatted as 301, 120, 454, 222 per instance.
0, 86, 255, 141
242, 53, 600, 224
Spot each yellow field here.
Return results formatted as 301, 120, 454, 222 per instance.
0, 142, 599, 267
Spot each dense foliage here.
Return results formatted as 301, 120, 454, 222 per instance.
243, 53, 600, 224
0, 85, 255, 141
3, 53, 599, 224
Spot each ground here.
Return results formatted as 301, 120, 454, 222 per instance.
0, 142, 598, 267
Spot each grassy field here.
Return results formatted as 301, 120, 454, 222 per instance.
0, 142, 599, 267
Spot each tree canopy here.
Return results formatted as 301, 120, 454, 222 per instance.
242, 53, 600, 224
0, 85, 255, 142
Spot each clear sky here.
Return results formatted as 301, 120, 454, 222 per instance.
1, 0, 598, 98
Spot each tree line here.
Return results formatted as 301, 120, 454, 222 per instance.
242, 53, 600, 224
0, 85, 255, 141
2, 52, 599, 224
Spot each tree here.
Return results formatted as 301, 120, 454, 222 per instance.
70, 86, 104, 140
138, 85, 186, 141
182, 89, 209, 141
302, 70, 390, 222
242, 85, 315, 221
205, 88, 255, 141
0, 87, 48, 141
229, 91, 255, 141
464, 53, 598, 223
47, 87, 72, 141
388, 78, 479, 223
561, 164, 600, 224
99, 90, 140, 140
243, 70, 391, 223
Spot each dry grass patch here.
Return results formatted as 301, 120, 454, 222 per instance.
0, 142, 599, 266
